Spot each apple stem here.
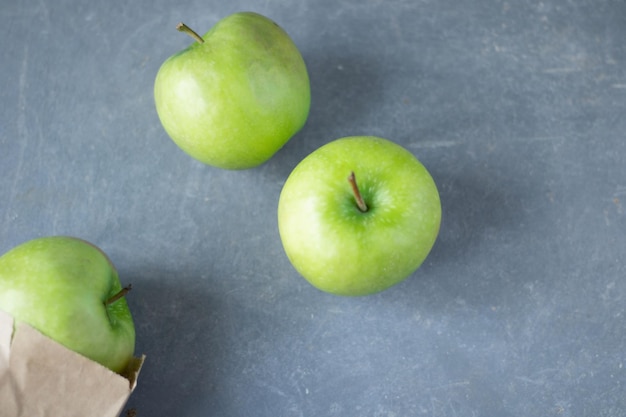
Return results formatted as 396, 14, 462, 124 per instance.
348, 172, 369, 212
176, 22, 205, 44
106, 284, 132, 306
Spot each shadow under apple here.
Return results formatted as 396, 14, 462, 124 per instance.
119, 261, 316, 417
120, 266, 230, 416
392, 164, 533, 309
265, 50, 386, 182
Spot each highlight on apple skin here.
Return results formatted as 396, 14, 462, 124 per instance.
277, 136, 442, 296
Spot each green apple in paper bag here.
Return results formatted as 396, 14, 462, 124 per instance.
0, 236, 135, 374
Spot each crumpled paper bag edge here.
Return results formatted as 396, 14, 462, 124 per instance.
1, 308, 145, 417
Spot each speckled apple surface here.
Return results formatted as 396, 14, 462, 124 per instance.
278, 136, 441, 296
1, 1, 625, 416
154, 12, 311, 170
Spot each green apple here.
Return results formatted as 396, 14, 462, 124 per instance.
154, 11, 311, 169
278, 136, 442, 296
0, 236, 135, 374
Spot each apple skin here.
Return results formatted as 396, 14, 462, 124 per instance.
0, 236, 135, 374
278, 136, 442, 296
154, 11, 311, 169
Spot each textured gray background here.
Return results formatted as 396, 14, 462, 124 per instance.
1, 0, 626, 416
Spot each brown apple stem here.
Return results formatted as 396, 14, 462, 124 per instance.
106, 284, 132, 305
176, 22, 205, 44
348, 172, 368, 212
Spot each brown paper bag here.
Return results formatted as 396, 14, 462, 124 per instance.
0, 309, 144, 417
